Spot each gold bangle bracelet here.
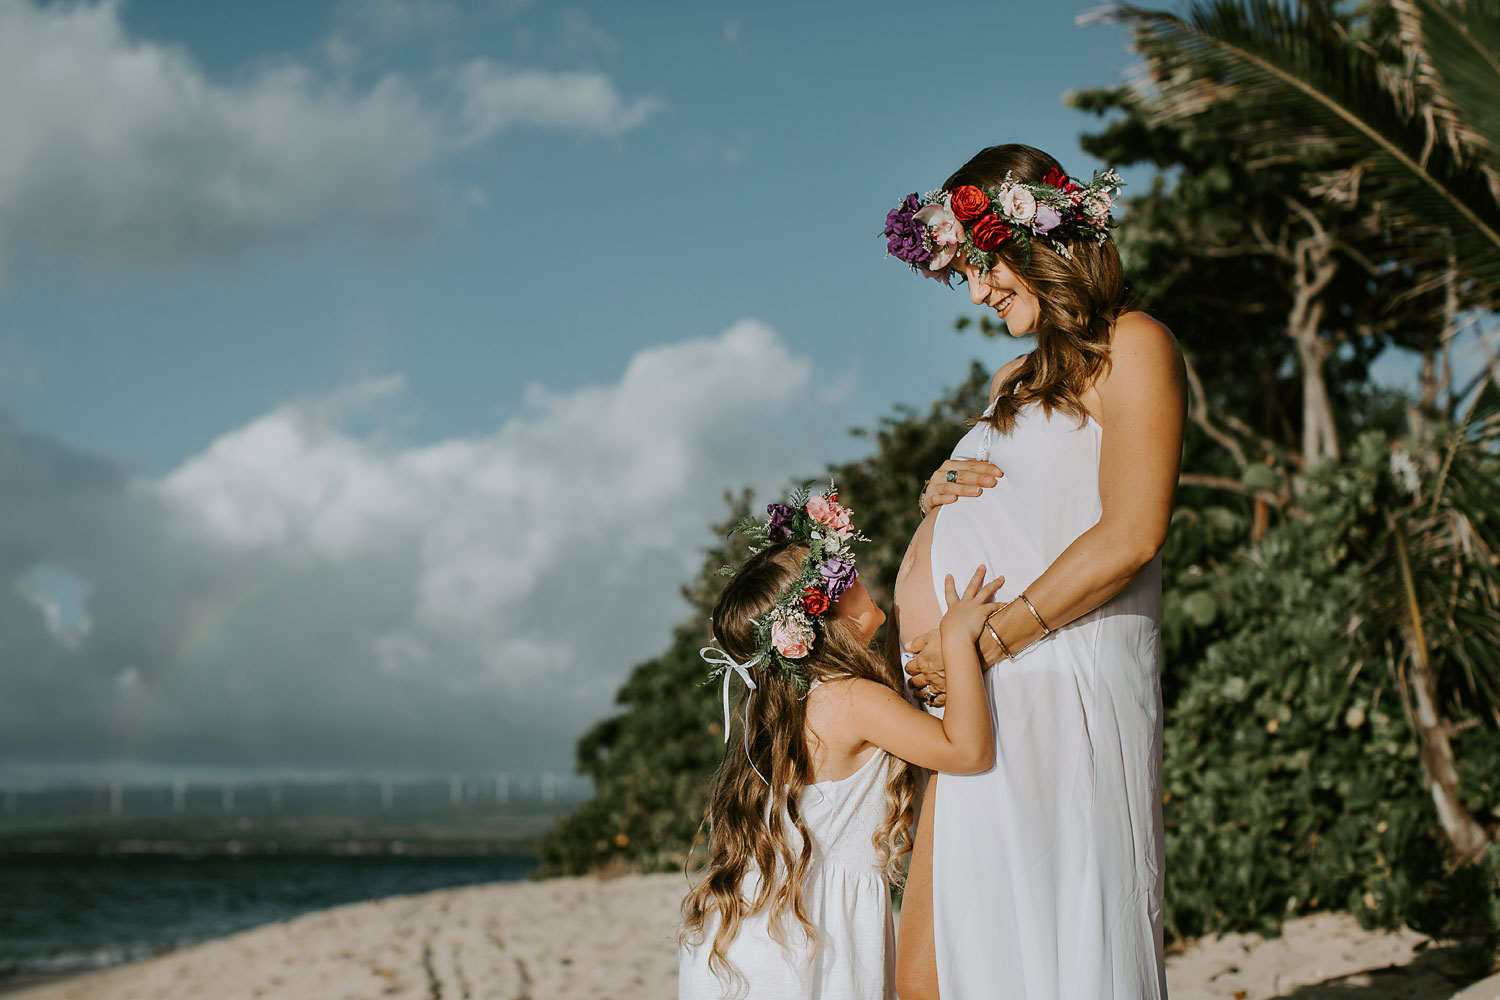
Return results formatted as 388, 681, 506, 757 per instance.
984, 604, 1013, 660
1017, 593, 1052, 637
984, 619, 1012, 661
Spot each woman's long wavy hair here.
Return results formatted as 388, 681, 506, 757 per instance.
679, 543, 918, 994
943, 143, 1136, 434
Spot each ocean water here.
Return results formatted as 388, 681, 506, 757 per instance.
0, 853, 536, 984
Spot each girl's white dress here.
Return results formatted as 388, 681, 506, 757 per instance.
923, 401, 1166, 998
678, 747, 896, 999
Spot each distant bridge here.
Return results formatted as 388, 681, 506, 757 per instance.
0, 772, 594, 819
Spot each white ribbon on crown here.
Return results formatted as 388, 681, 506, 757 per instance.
698, 643, 770, 786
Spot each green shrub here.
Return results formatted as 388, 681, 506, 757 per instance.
1160, 441, 1500, 943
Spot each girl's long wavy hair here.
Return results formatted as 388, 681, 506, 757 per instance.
943, 143, 1136, 434
679, 543, 918, 994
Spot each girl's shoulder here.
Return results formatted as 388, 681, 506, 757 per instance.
806, 677, 906, 727
805, 677, 895, 765
806, 675, 886, 709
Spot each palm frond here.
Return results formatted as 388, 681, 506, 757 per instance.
1363, 370, 1500, 724
1392, 0, 1500, 169
1103, 0, 1500, 298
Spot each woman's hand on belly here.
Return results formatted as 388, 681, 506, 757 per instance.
903, 628, 946, 707
918, 459, 1002, 517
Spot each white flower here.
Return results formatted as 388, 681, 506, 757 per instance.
1083, 191, 1112, 221
998, 185, 1037, 223
1389, 450, 1420, 496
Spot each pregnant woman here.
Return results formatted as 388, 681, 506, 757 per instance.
883, 144, 1185, 998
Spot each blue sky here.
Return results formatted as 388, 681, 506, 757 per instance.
0, 0, 1142, 475
0, 0, 1181, 784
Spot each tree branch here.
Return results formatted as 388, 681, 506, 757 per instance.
1182, 351, 1249, 468
1178, 473, 1287, 507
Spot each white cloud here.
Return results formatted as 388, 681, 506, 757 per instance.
0, 323, 845, 777
0, 0, 659, 273
454, 60, 662, 142
0, 0, 440, 272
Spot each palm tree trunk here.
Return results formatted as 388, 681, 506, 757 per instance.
1393, 518, 1492, 860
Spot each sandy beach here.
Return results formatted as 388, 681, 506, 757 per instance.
7, 872, 1497, 1000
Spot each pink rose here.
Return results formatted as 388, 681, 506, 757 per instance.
1084, 192, 1112, 221
772, 617, 814, 659
914, 203, 965, 270
806, 496, 854, 537
998, 185, 1036, 223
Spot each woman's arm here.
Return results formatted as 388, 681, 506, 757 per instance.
974, 312, 1185, 665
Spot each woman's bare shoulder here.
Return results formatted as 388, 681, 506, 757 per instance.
989, 354, 1028, 401
1100, 310, 1184, 397
1108, 311, 1180, 370
1111, 310, 1176, 347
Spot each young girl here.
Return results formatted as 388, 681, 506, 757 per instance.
678, 484, 1001, 999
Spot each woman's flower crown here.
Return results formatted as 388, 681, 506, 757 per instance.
882, 167, 1124, 282
710, 481, 868, 692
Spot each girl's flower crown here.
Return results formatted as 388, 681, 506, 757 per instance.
882, 167, 1124, 283
700, 481, 868, 783
712, 481, 868, 687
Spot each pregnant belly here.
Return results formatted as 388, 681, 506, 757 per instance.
893, 512, 942, 646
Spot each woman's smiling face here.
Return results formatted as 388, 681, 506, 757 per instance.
952, 256, 1041, 336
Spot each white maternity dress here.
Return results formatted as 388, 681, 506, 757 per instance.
924, 401, 1166, 998
678, 746, 897, 999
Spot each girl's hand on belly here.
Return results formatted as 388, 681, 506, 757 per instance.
904, 628, 946, 707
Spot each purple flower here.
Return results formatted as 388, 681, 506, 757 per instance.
820, 557, 857, 600
765, 503, 797, 542
1033, 204, 1062, 234
883, 193, 933, 267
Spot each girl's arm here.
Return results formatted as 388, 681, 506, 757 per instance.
828, 570, 998, 774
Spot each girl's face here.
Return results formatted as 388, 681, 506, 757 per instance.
953, 256, 1040, 336
834, 578, 885, 644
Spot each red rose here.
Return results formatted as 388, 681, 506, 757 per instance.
970, 214, 1010, 252
802, 587, 831, 616
948, 185, 990, 221
1042, 168, 1068, 188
